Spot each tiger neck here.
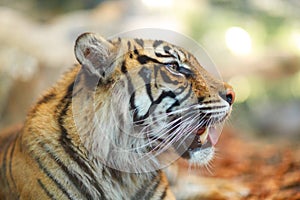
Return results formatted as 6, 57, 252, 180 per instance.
61, 81, 163, 196
68, 69, 159, 174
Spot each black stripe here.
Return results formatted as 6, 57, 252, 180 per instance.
66, 81, 75, 97
0, 132, 19, 198
129, 92, 139, 122
36, 93, 56, 106
163, 46, 171, 53
135, 90, 176, 122
145, 84, 153, 102
153, 91, 176, 104
179, 84, 193, 103
38, 142, 94, 200
137, 55, 162, 65
153, 40, 163, 48
160, 70, 179, 85
121, 61, 127, 73
178, 66, 194, 78
135, 105, 152, 123
144, 172, 162, 199
200, 105, 226, 111
166, 100, 180, 113
134, 38, 144, 47
132, 173, 159, 200
127, 41, 131, 50
58, 82, 107, 200
8, 134, 18, 192
133, 46, 139, 55
126, 71, 135, 101
153, 64, 161, 88
198, 96, 205, 103
107, 39, 113, 44
1, 136, 10, 192
173, 85, 188, 96
34, 155, 73, 200
136, 90, 177, 123
154, 52, 174, 58
138, 67, 153, 102
38, 179, 56, 200
202, 100, 221, 104
18, 128, 24, 152
59, 133, 107, 199
105, 167, 124, 185
159, 187, 167, 200
125, 71, 140, 123
31, 92, 56, 115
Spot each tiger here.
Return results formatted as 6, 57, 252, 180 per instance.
0, 32, 235, 200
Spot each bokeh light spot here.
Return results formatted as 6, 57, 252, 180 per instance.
291, 32, 300, 52
225, 27, 252, 56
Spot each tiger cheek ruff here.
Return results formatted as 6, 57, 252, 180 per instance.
0, 32, 235, 199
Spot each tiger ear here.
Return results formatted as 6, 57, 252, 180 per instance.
74, 32, 117, 78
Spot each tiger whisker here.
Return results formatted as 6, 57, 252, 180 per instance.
130, 116, 191, 152
133, 106, 200, 138
147, 113, 205, 158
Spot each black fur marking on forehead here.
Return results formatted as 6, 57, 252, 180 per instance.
134, 38, 144, 47
153, 40, 163, 48
137, 55, 162, 65
163, 46, 171, 53
127, 41, 131, 50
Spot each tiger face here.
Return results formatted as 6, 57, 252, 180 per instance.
74, 33, 235, 170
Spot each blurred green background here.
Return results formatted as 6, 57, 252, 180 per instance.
0, 0, 299, 142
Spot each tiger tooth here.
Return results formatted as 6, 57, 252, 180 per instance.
199, 129, 209, 144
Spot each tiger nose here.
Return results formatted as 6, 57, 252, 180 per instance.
225, 89, 235, 105
220, 84, 235, 105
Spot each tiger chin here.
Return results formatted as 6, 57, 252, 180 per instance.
0, 32, 235, 199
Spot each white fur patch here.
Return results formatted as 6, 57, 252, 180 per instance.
189, 147, 215, 166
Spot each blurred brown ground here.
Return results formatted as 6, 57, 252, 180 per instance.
178, 128, 300, 200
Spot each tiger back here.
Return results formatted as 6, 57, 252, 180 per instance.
0, 32, 235, 199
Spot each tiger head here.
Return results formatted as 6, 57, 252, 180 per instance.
73, 33, 235, 171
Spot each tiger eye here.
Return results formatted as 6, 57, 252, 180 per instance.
178, 67, 194, 78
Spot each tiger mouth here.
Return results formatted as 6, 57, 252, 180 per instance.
173, 126, 220, 159
191, 128, 211, 148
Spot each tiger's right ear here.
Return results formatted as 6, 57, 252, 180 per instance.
74, 32, 117, 78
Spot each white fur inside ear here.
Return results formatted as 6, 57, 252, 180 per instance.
74, 33, 116, 77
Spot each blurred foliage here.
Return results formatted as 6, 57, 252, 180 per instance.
0, 0, 103, 21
